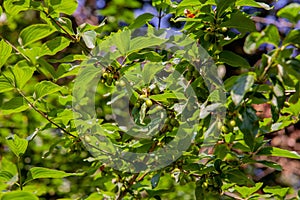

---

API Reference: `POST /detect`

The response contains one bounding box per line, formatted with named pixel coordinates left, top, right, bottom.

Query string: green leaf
left=49, top=54, right=88, bottom=63
left=260, top=25, right=280, bottom=47
left=244, top=25, right=280, bottom=54
left=236, top=0, right=271, bottom=10
left=283, top=29, right=300, bottom=46
left=114, top=29, right=131, bottom=55
left=238, top=106, right=259, bottom=150
left=0, top=40, right=12, bottom=69
left=40, top=36, right=71, bottom=56
left=231, top=73, right=255, bottom=105
left=0, top=157, right=18, bottom=175
left=235, top=182, right=263, bottom=198
left=263, top=186, right=289, bottom=197
left=277, top=3, right=300, bottom=24
left=0, top=171, right=14, bottom=182
left=257, top=160, right=282, bottom=171
left=216, top=0, right=236, bottom=18
left=257, top=146, right=300, bottom=159
left=219, top=50, right=250, bottom=68
left=25, top=167, right=83, bottom=184
left=0, top=191, right=38, bottom=200
left=150, top=93, right=178, bottom=103
left=151, top=173, right=161, bottom=189
left=56, top=17, right=75, bottom=35
left=82, top=30, right=97, bottom=49
left=6, top=134, right=28, bottom=158
left=0, top=76, right=14, bottom=93
left=47, top=0, right=78, bottom=15
left=11, top=66, right=35, bottom=89
left=1, top=97, right=29, bottom=115
left=129, top=13, right=154, bottom=29
left=3, top=0, right=31, bottom=16
left=19, top=24, right=55, bottom=47
left=37, top=58, right=57, bottom=79
left=220, top=11, right=256, bottom=34
left=130, top=36, right=166, bottom=53
left=34, top=81, right=62, bottom=99
left=142, top=62, right=165, bottom=85
left=224, top=169, right=254, bottom=186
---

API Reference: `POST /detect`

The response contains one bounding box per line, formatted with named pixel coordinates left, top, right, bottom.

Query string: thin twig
left=0, top=36, right=31, bottom=63
left=17, top=88, right=77, bottom=138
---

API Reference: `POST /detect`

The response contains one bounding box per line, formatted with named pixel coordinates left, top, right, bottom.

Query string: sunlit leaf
left=34, top=81, right=62, bottom=99
left=1, top=191, right=38, bottom=200
left=257, top=146, right=300, bottom=159
left=19, top=24, right=55, bottom=47
left=40, top=36, right=71, bottom=56
left=231, top=73, right=255, bottom=105
left=1, top=97, right=29, bottom=115
left=235, top=182, right=263, bottom=198
left=277, top=3, right=300, bottom=24
left=6, top=134, right=28, bottom=158
left=0, top=40, right=12, bottom=69
left=25, top=167, right=83, bottom=184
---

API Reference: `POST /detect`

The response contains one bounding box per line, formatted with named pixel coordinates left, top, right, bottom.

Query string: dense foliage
left=0, top=0, right=300, bottom=199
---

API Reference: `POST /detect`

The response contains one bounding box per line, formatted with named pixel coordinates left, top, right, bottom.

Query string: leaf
left=237, top=106, right=259, bottom=150
left=34, top=81, right=62, bottom=99
left=234, top=182, right=263, bottom=198
left=47, top=0, right=78, bottom=15
left=37, top=58, right=57, bottom=79
left=219, top=50, right=250, bottom=68
left=231, top=73, right=255, bottom=105
left=130, top=36, right=166, bottom=53
left=49, top=54, right=88, bottom=63
left=236, top=0, right=271, bottom=10
left=0, top=39, right=12, bottom=69
left=0, top=76, right=14, bottom=93
left=1, top=97, right=29, bottom=115
left=0, top=191, right=38, bottom=200
left=56, top=17, right=75, bottom=35
left=277, top=3, right=300, bottom=24
left=263, top=186, right=289, bottom=197
left=0, top=171, right=14, bottom=182
left=0, top=157, right=18, bottom=175
left=40, top=36, right=71, bottom=56
left=19, top=24, right=55, bottom=47
left=257, top=160, right=282, bottom=171
left=25, top=167, right=83, bottom=184
left=283, top=29, right=300, bottom=46
left=129, top=13, right=154, bottom=29
left=3, top=0, right=31, bottom=16
left=114, top=29, right=131, bottom=55
left=12, top=66, right=35, bottom=89
left=257, top=146, right=300, bottom=159
left=142, top=62, right=165, bottom=85
left=151, top=173, right=161, bottom=189
left=244, top=25, right=280, bottom=54
left=216, top=0, right=236, bottom=18
left=82, top=30, right=97, bottom=49
left=220, top=11, right=256, bottom=34
left=224, top=169, right=254, bottom=186
left=6, top=134, right=28, bottom=158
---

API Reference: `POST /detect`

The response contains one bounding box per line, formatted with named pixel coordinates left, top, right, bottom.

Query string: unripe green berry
left=145, top=99, right=153, bottom=107
left=229, top=119, right=236, bottom=127
left=221, top=27, right=228, bottom=32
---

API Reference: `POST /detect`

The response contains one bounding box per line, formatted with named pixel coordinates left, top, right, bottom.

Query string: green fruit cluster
left=160, top=113, right=179, bottom=134
left=221, top=119, right=236, bottom=134
left=197, top=173, right=222, bottom=195
left=100, top=68, right=121, bottom=86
